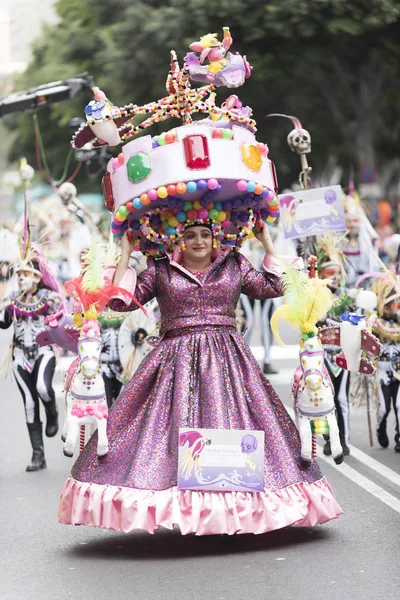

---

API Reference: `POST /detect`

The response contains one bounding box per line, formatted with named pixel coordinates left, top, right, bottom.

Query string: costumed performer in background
left=369, top=272, right=400, bottom=452
left=317, top=235, right=355, bottom=457
left=0, top=240, right=64, bottom=471
left=341, top=191, right=380, bottom=286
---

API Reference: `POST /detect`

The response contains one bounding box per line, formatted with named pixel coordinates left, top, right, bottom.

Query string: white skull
left=287, top=128, right=311, bottom=154
left=58, top=182, right=77, bottom=204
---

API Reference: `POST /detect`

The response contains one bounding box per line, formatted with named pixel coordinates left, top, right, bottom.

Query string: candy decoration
left=241, top=143, right=262, bottom=172
left=165, top=131, right=176, bottom=144
left=102, top=172, right=114, bottom=211
left=126, top=152, right=152, bottom=182
left=177, top=211, right=187, bottom=222
left=222, top=129, right=234, bottom=140
left=157, top=186, right=168, bottom=199
left=140, top=193, right=151, bottom=205
left=187, top=181, right=197, bottom=193
left=197, top=179, right=207, bottom=190
left=183, top=135, right=210, bottom=169
left=148, top=188, right=158, bottom=201
left=176, top=182, right=187, bottom=194
left=167, top=184, right=177, bottom=196
left=207, top=178, right=219, bottom=190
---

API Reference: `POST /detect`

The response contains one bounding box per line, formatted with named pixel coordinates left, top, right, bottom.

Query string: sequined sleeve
left=236, top=252, right=284, bottom=300
left=108, top=257, right=157, bottom=312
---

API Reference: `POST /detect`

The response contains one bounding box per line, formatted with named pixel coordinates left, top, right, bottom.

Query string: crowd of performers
left=1, top=187, right=399, bottom=535
left=1, top=27, right=400, bottom=538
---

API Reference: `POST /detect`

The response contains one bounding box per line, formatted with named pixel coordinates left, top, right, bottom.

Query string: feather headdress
left=355, top=254, right=400, bottom=317
left=316, top=233, right=347, bottom=282
left=271, top=258, right=333, bottom=346
left=65, top=233, right=145, bottom=321
left=357, top=270, right=400, bottom=317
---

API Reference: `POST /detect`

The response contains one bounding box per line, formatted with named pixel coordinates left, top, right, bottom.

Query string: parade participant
left=98, top=307, right=125, bottom=408
left=59, top=33, right=342, bottom=535
left=59, top=223, right=342, bottom=534
left=370, top=274, right=400, bottom=451
left=316, top=235, right=355, bottom=457
left=341, top=191, right=380, bottom=286
left=0, top=242, right=63, bottom=471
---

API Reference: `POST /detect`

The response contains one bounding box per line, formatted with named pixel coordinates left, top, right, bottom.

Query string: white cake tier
left=109, top=123, right=276, bottom=214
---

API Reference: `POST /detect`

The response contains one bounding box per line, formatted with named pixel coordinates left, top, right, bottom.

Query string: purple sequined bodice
left=110, top=250, right=283, bottom=334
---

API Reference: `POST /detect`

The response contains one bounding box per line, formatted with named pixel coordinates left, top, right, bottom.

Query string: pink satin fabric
left=59, top=475, right=342, bottom=535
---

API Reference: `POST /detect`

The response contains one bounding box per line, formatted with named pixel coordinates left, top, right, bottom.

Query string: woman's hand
left=114, top=231, right=134, bottom=287
left=253, top=222, right=277, bottom=256
left=121, top=230, right=135, bottom=260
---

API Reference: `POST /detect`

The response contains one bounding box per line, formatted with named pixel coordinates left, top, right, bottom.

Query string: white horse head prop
left=271, top=257, right=344, bottom=466
left=292, top=333, right=344, bottom=465
left=62, top=320, right=109, bottom=459
left=299, top=336, right=324, bottom=391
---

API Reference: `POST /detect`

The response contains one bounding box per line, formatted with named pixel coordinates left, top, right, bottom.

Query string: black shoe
left=263, top=363, right=278, bottom=375
left=323, top=441, right=332, bottom=456
left=45, top=404, right=59, bottom=438
left=377, top=427, right=389, bottom=448
left=334, top=453, right=344, bottom=465
left=26, top=423, right=47, bottom=472
left=395, top=442, right=400, bottom=453
left=341, top=443, right=350, bottom=456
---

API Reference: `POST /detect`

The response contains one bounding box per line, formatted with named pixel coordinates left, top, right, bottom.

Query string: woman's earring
left=181, top=240, right=186, bottom=252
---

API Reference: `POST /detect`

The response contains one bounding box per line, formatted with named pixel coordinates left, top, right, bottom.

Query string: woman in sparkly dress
left=59, top=224, right=342, bottom=535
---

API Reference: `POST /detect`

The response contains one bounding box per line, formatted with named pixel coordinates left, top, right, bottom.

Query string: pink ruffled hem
left=58, top=476, right=342, bottom=536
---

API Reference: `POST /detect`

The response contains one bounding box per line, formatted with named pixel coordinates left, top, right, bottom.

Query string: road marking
left=319, top=456, right=400, bottom=514
left=347, top=444, right=400, bottom=490
left=284, top=404, right=400, bottom=514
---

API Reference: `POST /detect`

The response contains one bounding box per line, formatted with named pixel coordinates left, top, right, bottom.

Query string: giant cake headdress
left=72, top=28, right=279, bottom=256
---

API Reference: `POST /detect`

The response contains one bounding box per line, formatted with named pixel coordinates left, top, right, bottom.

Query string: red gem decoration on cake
left=102, top=172, right=114, bottom=211
left=183, top=134, right=210, bottom=169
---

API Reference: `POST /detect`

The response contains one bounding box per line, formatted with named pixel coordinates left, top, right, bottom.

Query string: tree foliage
left=7, top=0, right=400, bottom=193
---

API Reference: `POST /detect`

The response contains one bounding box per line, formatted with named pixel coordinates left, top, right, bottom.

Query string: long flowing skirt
left=59, top=325, right=342, bottom=535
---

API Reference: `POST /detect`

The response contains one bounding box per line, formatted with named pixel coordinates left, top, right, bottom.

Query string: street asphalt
left=1, top=329, right=400, bottom=600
